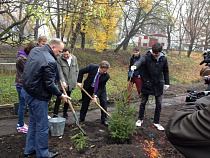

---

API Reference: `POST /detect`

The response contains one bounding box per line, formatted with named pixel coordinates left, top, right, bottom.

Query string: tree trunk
left=178, top=40, right=182, bottom=55
left=81, top=31, right=85, bottom=49
left=34, top=19, right=39, bottom=41
left=166, top=25, right=171, bottom=54
left=71, top=23, right=81, bottom=52
left=114, top=33, right=134, bottom=53
left=123, top=40, right=129, bottom=50
left=187, top=39, right=194, bottom=57
left=56, top=0, right=60, bottom=38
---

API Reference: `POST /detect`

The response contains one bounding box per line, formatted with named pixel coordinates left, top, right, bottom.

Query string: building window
left=143, top=43, right=147, bottom=47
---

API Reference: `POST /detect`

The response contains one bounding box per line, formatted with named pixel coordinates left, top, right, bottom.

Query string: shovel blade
left=76, top=121, right=87, bottom=136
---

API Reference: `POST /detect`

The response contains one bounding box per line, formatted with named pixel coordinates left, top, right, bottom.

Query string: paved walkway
left=0, top=95, right=184, bottom=136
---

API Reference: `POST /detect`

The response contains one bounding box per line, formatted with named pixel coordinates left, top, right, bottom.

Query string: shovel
left=59, top=80, right=87, bottom=136
left=80, top=87, right=112, bottom=119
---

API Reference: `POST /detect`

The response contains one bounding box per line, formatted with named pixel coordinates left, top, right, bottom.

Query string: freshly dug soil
left=0, top=82, right=207, bottom=158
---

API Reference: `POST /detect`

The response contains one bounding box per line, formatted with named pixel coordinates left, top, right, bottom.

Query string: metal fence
left=0, top=63, right=17, bottom=106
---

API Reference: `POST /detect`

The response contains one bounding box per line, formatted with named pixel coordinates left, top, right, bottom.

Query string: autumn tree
left=200, top=2, right=210, bottom=50
left=161, top=0, right=182, bottom=53
left=114, top=0, right=164, bottom=52
left=85, top=0, right=122, bottom=52
left=0, top=0, right=49, bottom=44
left=181, top=0, right=208, bottom=57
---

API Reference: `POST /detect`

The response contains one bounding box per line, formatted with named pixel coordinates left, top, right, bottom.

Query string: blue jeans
left=22, top=88, right=49, bottom=158
left=16, top=87, right=27, bottom=127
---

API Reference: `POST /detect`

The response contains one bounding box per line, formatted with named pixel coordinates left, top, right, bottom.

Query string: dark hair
left=24, top=42, right=36, bottom=55
left=63, top=47, right=71, bottom=53
left=152, top=43, right=163, bottom=54
left=99, top=61, right=110, bottom=69
left=133, top=47, right=139, bottom=51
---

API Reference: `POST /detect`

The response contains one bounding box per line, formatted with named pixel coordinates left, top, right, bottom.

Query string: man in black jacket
left=77, top=61, right=110, bottom=126
left=165, top=95, right=210, bottom=158
left=22, top=39, right=70, bottom=158
left=133, top=43, right=169, bottom=130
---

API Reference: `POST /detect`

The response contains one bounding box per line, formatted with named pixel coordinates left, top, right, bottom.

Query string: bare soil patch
left=0, top=82, right=207, bottom=158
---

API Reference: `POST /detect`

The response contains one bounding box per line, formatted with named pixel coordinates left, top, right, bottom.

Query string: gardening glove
left=77, top=82, right=82, bottom=89
left=60, top=94, right=71, bottom=103
left=164, top=85, right=169, bottom=90
left=131, top=65, right=136, bottom=71
left=62, top=82, right=67, bottom=89
left=92, top=95, right=98, bottom=103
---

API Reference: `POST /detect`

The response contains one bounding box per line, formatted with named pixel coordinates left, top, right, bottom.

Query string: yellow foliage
left=137, top=0, right=153, bottom=12
left=85, top=0, right=122, bottom=52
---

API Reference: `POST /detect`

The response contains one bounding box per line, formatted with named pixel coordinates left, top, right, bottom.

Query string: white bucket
left=49, top=117, right=66, bottom=136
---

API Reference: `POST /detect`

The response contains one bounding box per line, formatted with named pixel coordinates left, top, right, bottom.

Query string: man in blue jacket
left=133, top=43, right=169, bottom=131
left=22, top=39, right=70, bottom=158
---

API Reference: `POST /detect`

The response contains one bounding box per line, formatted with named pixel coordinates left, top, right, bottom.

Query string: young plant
left=70, top=127, right=92, bottom=151
left=108, top=87, right=137, bottom=143
left=143, top=140, right=162, bottom=158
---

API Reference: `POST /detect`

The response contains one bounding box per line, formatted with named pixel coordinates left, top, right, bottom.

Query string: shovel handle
left=81, top=87, right=112, bottom=118
left=60, top=80, right=87, bottom=135
left=59, top=80, right=75, bottom=114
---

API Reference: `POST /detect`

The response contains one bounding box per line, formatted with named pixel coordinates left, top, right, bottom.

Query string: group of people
left=128, top=43, right=170, bottom=131
left=15, top=36, right=48, bottom=133
left=14, top=38, right=209, bottom=158
left=15, top=37, right=111, bottom=157
left=127, top=43, right=210, bottom=158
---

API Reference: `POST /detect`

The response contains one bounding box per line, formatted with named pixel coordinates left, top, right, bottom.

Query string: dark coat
left=129, top=54, right=141, bottom=78
left=22, top=44, right=62, bottom=101
left=165, top=95, right=210, bottom=158
left=15, top=50, right=27, bottom=87
left=135, top=51, right=169, bottom=96
left=77, top=64, right=110, bottom=97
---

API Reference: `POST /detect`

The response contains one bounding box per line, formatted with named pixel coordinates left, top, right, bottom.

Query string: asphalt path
left=0, top=95, right=184, bottom=137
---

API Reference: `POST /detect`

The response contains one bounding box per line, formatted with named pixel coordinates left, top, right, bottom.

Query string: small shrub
left=70, top=128, right=92, bottom=151
left=108, top=89, right=137, bottom=143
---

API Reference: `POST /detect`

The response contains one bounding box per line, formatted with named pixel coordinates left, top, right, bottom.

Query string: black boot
left=63, top=112, right=68, bottom=119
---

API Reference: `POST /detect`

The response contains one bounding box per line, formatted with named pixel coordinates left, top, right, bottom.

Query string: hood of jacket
left=149, top=50, right=165, bottom=61
left=17, top=49, right=28, bottom=58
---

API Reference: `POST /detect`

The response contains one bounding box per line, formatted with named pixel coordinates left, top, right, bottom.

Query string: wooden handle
left=59, top=80, right=75, bottom=114
left=81, top=87, right=112, bottom=118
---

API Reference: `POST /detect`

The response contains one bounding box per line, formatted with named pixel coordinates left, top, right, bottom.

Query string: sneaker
left=24, top=123, right=29, bottom=129
left=18, top=126, right=28, bottom=133
left=135, top=120, right=143, bottom=127
left=17, top=123, right=28, bottom=130
left=48, top=115, right=51, bottom=119
left=153, top=123, right=164, bottom=131
left=17, top=124, right=20, bottom=130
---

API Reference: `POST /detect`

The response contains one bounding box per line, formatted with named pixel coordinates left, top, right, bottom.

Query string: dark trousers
left=138, top=93, right=162, bottom=124
left=53, top=90, right=71, bottom=115
left=80, top=87, right=107, bottom=122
